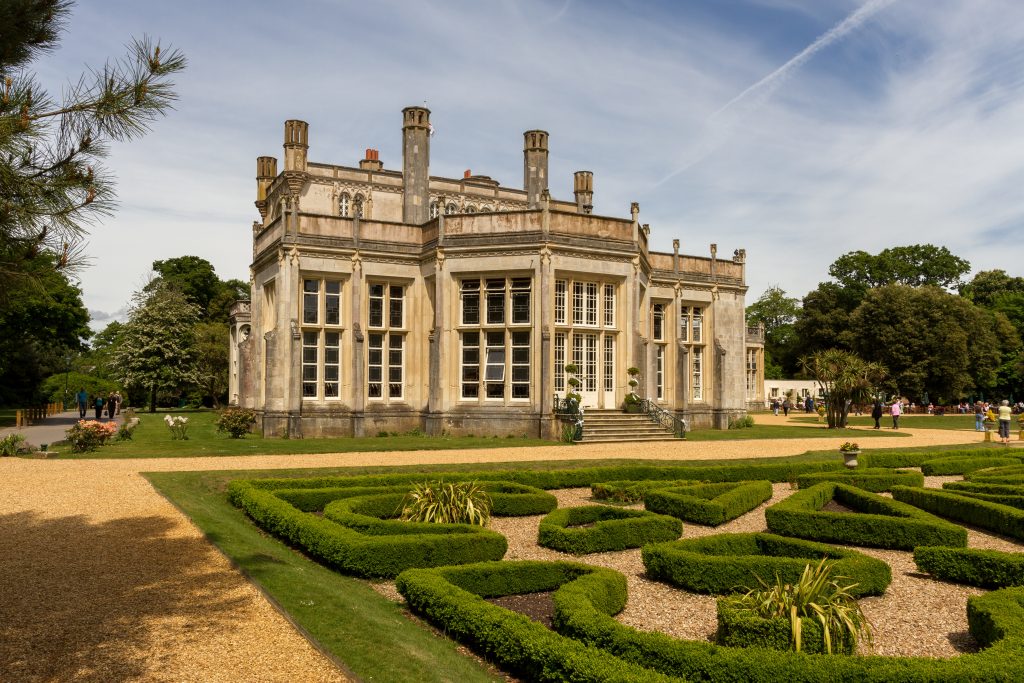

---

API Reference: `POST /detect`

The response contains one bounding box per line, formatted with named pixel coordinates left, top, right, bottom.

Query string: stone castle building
left=229, top=106, right=765, bottom=438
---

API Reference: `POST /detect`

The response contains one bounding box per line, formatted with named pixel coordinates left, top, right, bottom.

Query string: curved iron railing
left=641, top=398, right=687, bottom=438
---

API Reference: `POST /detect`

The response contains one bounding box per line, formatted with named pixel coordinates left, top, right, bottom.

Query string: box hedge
left=967, top=464, right=1024, bottom=485
left=913, top=546, right=1024, bottom=588
left=641, top=533, right=890, bottom=597
left=796, top=468, right=923, bottom=492
left=921, top=455, right=1022, bottom=476
left=858, top=448, right=1006, bottom=469
left=765, top=482, right=967, bottom=550
left=591, top=479, right=698, bottom=503
left=228, top=482, right=507, bottom=578
left=644, top=481, right=773, bottom=526
left=400, top=559, right=1024, bottom=681
left=538, top=505, right=681, bottom=555
left=892, top=486, right=1024, bottom=541
left=716, top=598, right=855, bottom=654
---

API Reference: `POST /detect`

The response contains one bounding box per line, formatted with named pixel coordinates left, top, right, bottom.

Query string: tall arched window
left=339, top=193, right=350, bottom=217
left=445, top=203, right=457, bottom=216
left=429, top=201, right=439, bottom=219
left=354, top=193, right=364, bottom=218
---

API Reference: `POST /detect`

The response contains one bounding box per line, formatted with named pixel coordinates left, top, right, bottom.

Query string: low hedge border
left=239, top=460, right=843, bottom=494
left=644, top=481, right=773, bottom=526
left=945, top=481, right=1024, bottom=495
left=641, top=533, right=890, bottom=597
left=891, top=486, right=1024, bottom=541
left=859, top=448, right=1007, bottom=469
left=940, top=489, right=1024, bottom=510
left=591, top=480, right=697, bottom=504
left=537, top=505, right=681, bottom=555
left=716, top=597, right=855, bottom=654
left=921, top=455, right=1023, bottom=476
left=765, top=482, right=967, bottom=550
left=400, top=559, right=1024, bottom=681
left=967, top=464, right=1024, bottom=485
left=228, top=482, right=507, bottom=578
left=913, top=546, right=1024, bottom=588
left=796, top=468, right=923, bottom=492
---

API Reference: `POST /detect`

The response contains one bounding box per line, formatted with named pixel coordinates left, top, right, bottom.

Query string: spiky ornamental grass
left=399, top=481, right=492, bottom=526
left=728, top=559, right=873, bottom=654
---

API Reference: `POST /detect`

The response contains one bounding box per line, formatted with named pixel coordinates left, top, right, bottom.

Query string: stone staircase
left=578, top=409, right=680, bottom=443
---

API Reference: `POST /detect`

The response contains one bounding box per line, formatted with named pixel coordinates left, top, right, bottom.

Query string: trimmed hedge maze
left=397, top=559, right=1024, bottom=682
left=224, top=455, right=1024, bottom=680
left=765, top=482, right=967, bottom=549
left=642, top=533, right=890, bottom=597
left=644, top=481, right=773, bottom=526
left=891, top=486, right=1024, bottom=541
left=921, top=455, right=1022, bottom=476
left=716, top=597, right=856, bottom=654
left=538, top=506, right=681, bottom=555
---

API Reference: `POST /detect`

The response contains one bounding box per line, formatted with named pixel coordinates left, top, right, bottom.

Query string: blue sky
left=32, top=0, right=1024, bottom=326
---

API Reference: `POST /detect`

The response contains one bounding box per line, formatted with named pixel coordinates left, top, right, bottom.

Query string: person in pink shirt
left=890, top=400, right=902, bottom=429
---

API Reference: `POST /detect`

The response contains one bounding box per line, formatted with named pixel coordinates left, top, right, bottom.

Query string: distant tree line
left=747, top=244, right=1023, bottom=405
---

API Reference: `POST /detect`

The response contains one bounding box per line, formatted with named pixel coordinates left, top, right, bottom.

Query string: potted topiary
left=624, top=367, right=642, bottom=413
left=839, top=442, right=860, bottom=469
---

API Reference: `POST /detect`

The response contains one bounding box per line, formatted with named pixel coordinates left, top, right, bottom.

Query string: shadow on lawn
left=0, top=512, right=248, bottom=682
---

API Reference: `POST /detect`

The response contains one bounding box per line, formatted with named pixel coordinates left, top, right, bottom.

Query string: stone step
left=577, top=434, right=681, bottom=443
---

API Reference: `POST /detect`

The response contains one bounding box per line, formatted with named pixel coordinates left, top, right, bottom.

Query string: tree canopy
left=746, top=286, right=800, bottom=379
left=829, top=245, right=970, bottom=291
left=147, top=256, right=247, bottom=322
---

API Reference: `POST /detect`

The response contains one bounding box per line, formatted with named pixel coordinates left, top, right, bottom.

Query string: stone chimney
left=523, top=130, right=549, bottom=209
left=402, top=106, right=431, bottom=224
left=359, top=148, right=383, bottom=172
left=573, top=171, right=593, bottom=214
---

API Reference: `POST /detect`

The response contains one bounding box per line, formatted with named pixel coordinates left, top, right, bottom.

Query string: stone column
left=351, top=254, right=365, bottom=436
left=539, top=248, right=552, bottom=434
left=426, top=251, right=445, bottom=435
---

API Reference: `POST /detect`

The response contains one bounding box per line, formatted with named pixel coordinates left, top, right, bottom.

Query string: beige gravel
left=0, top=422, right=998, bottom=679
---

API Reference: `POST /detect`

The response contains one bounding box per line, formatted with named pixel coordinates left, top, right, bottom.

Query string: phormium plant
left=399, top=480, right=492, bottom=526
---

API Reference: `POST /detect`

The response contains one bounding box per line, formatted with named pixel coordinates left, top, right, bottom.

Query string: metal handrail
left=640, top=398, right=687, bottom=438
left=553, top=394, right=585, bottom=441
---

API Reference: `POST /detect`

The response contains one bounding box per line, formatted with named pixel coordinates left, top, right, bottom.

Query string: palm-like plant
left=399, top=480, right=492, bottom=526
left=801, top=349, right=887, bottom=428
left=729, top=559, right=873, bottom=654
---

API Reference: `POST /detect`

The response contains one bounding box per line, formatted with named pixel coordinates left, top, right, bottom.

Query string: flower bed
left=537, top=505, right=681, bottom=555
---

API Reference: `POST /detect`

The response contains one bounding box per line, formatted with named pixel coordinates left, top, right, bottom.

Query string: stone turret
left=255, top=156, right=277, bottom=219
left=523, top=130, right=549, bottom=209
left=402, top=106, right=431, bottom=224
left=283, top=120, right=308, bottom=172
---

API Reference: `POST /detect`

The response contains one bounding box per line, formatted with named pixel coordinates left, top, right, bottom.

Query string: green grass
left=684, top=424, right=909, bottom=441
left=791, top=414, right=981, bottom=431
left=59, top=410, right=559, bottom=458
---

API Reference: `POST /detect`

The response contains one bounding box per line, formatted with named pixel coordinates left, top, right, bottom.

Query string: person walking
left=975, top=402, right=986, bottom=432
left=890, top=400, right=902, bottom=430
left=114, top=391, right=122, bottom=415
left=106, top=392, right=116, bottom=419
left=76, top=387, right=88, bottom=419
left=782, top=399, right=790, bottom=417
left=771, top=399, right=779, bottom=416
left=93, top=395, right=104, bottom=420
left=871, top=399, right=883, bottom=430
left=999, top=400, right=1012, bottom=445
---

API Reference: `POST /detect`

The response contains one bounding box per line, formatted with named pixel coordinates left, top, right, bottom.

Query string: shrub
left=0, top=433, right=26, bottom=456
left=796, top=468, right=923, bottom=492
left=538, top=505, right=681, bottom=555
left=891, top=486, right=1024, bottom=541
left=642, top=533, right=890, bottom=597
left=591, top=479, right=698, bottom=504
left=765, top=482, right=967, bottom=550
left=859, top=448, right=1005, bottom=469
left=968, top=463, right=1024, bottom=484
left=65, top=419, right=117, bottom=453
left=729, top=415, right=755, bottom=429
left=216, top=407, right=257, bottom=438
left=914, top=546, right=1024, bottom=588
left=399, top=480, right=492, bottom=526
left=717, top=559, right=871, bottom=655
left=921, top=455, right=1022, bottom=476
left=644, top=481, right=773, bottom=526
left=117, top=421, right=136, bottom=441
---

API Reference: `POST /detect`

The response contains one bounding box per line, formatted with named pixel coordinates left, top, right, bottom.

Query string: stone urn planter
left=842, top=450, right=860, bottom=469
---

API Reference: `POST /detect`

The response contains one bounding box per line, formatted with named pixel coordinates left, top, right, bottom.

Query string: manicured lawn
left=791, top=414, right=980, bottom=431
left=684, top=424, right=910, bottom=441
left=59, top=410, right=559, bottom=458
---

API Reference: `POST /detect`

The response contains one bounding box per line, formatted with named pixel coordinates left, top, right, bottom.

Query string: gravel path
left=0, top=423, right=996, bottom=680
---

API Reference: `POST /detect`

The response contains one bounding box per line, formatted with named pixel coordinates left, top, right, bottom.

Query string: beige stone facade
left=230, top=107, right=765, bottom=438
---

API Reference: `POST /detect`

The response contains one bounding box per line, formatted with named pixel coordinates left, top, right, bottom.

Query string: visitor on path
left=871, top=400, right=883, bottom=429
left=93, top=395, right=104, bottom=420
left=890, top=400, right=901, bottom=429
left=999, top=400, right=1013, bottom=445
left=107, top=392, right=116, bottom=419
left=76, top=387, right=88, bottom=419
left=975, top=402, right=986, bottom=431
left=771, top=399, right=779, bottom=416
left=782, top=399, right=790, bottom=417
left=114, top=391, right=122, bottom=415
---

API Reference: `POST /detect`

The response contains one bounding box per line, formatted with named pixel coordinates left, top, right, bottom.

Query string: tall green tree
left=147, top=256, right=247, bottom=321
left=746, top=286, right=800, bottom=378
left=850, top=285, right=1016, bottom=403
left=829, top=245, right=970, bottom=291
left=110, top=283, right=200, bottom=412
left=193, top=322, right=229, bottom=408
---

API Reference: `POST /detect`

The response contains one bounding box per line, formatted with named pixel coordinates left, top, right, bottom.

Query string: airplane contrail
left=655, top=0, right=898, bottom=187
